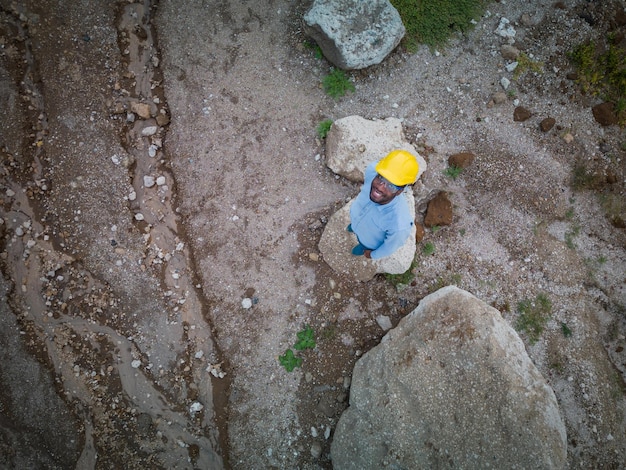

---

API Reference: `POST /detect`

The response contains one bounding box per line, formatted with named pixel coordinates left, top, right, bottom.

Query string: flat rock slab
left=331, top=286, right=567, bottom=469
left=318, top=193, right=416, bottom=282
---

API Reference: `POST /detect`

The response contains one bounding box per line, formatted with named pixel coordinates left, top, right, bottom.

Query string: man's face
left=370, top=174, right=402, bottom=205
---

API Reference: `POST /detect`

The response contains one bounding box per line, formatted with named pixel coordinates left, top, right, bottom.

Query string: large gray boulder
left=331, top=286, right=567, bottom=469
left=303, top=0, right=405, bottom=70
left=325, top=116, right=427, bottom=183
left=318, top=192, right=416, bottom=282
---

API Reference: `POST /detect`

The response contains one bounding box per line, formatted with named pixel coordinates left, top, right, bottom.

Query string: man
left=348, top=150, right=419, bottom=259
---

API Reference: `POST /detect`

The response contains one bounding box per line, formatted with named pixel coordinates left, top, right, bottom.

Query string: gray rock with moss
left=331, top=286, right=567, bottom=469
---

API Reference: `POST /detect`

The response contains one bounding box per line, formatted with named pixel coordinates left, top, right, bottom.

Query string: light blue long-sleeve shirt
left=349, top=163, right=414, bottom=260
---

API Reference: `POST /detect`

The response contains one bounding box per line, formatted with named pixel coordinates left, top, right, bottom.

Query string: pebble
left=311, top=426, right=318, bottom=437
left=148, top=145, right=158, bottom=157
left=324, top=426, right=331, bottom=440
left=131, top=359, right=141, bottom=368
left=241, top=298, right=253, bottom=309
left=5, top=189, right=15, bottom=197
left=144, top=175, right=155, bottom=187
left=189, top=402, right=204, bottom=413
left=156, top=176, right=166, bottom=186
left=309, top=253, right=319, bottom=261
left=141, top=125, right=158, bottom=136
left=134, top=213, right=145, bottom=221
left=310, top=442, right=322, bottom=459
left=15, top=227, right=24, bottom=237
left=128, top=191, right=137, bottom=201
left=376, top=315, right=393, bottom=331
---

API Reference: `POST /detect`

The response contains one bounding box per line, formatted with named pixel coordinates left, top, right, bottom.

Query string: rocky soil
left=0, top=0, right=625, bottom=469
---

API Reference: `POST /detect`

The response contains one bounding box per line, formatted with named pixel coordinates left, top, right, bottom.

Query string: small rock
left=495, top=18, right=516, bottom=38
left=563, top=133, right=574, bottom=144
left=539, top=117, right=556, bottom=132
left=134, top=213, right=145, bottom=221
left=310, top=442, right=322, bottom=459
left=5, top=189, right=15, bottom=197
left=311, top=427, right=318, bottom=438
left=309, top=252, right=319, bottom=261
left=424, top=191, right=453, bottom=227
left=592, top=102, right=618, bottom=126
left=500, top=77, right=510, bottom=90
left=513, top=106, right=532, bottom=122
left=505, top=61, right=518, bottom=73
left=501, top=44, right=520, bottom=60
left=156, top=176, right=166, bottom=186
left=448, top=152, right=475, bottom=169
left=15, top=227, right=24, bottom=237
left=141, top=125, right=158, bottom=136
left=189, top=402, right=204, bottom=413
left=376, top=315, right=393, bottom=331
left=130, top=102, right=152, bottom=119
left=241, top=298, right=253, bottom=309
left=131, top=359, right=141, bottom=368
left=492, top=92, right=507, bottom=104
left=324, top=426, right=331, bottom=439
left=415, top=223, right=425, bottom=243
left=144, top=175, right=156, bottom=187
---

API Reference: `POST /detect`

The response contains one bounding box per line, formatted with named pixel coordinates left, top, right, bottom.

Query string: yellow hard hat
left=375, top=150, right=419, bottom=186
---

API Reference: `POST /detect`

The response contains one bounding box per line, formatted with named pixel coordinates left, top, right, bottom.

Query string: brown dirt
left=1, top=0, right=625, bottom=469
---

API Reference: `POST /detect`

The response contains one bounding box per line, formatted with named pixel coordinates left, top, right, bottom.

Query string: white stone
left=242, top=298, right=253, bottom=309
left=131, top=359, right=141, bottom=368
left=144, top=175, right=156, bottom=188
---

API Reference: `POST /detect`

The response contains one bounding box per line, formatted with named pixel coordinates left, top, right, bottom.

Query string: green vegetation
left=384, top=259, right=417, bottom=287
left=279, top=349, right=302, bottom=372
left=560, top=322, right=572, bottom=338
left=391, top=0, right=487, bottom=51
left=304, top=40, right=324, bottom=60
left=565, top=224, right=580, bottom=250
left=513, top=52, right=544, bottom=80
left=294, top=325, right=316, bottom=350
left=571, top=163, right=604, bottom=190
left=279, top=325, right=316, bottom=372
left=569, top=34, right=626, bottom=125
left=316, top=119, right=333, bottom=139
left=422, top=241, right=435, bottom=255
left=515, top=293, right=552, bottom=344
left=323, top=69, right=355, bottom=99
left=444, top=165, right=463, bottom=180
left=599, top=192, right=626, bottom=229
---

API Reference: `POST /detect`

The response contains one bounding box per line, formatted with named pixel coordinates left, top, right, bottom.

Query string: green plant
left=444, top=165, right=463, bottom=180
left=513, top=52, right=544, bottom=80
left=565, top=224, right=580, bottom=250
left=322, top=69, right=355, bottom=99
left=316, top=119, right=333, bottom=139
left=459, top=228, right=466, bottom=236
left=384, top=259, right=417, bottom=286
left=391, top=0, right=487, bottom=51
left=431, top=225, right=441, bottom=233
left=422, top=241, right=435, bottom=255
left=569, top=36, right=626, bottom=125
left=294, top=325, right=316, bottom=350
left=279, top=349, right=302, bottom=372
left=571, top=163, right=603, bottom=190
left=304, top=40, right=324, bottom=60
left=560, top=322, right=572, bottom=338
left=515, top=293, right=552, bottom=344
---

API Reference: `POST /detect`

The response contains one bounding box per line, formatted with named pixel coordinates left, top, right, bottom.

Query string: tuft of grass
left=422, top=241, right=435, bottom=256
left=515, top=293, right=552, bottom=344
left=322, top=69, right=355, bottom=99
left=304, top=40, right=324, bottom=60
left=391, top=0, right=487, bottom=51
left=599, top=192, right=626, bottom=228
left=569, top=34, right=626, bottom=125
left=513, top=52, right=544, bottom=80
left=444, top=165, right=463, bottom=180
left=571, top=163, right=605, bottom=190
left=560, top=322, right=572, bottom=338
left=316, top=119, right=333, bottom=139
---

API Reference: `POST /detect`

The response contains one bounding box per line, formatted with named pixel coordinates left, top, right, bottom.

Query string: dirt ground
left=1, top=0, right=625, bottom=469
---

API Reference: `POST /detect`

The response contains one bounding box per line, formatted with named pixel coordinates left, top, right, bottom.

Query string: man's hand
left=364, top=249, right=372, bottom=259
